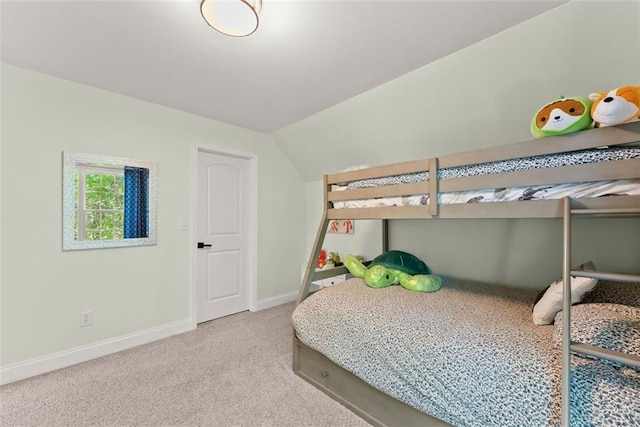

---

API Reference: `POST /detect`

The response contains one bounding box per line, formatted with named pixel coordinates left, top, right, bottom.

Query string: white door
left=196, top=150, right=251, bottom=323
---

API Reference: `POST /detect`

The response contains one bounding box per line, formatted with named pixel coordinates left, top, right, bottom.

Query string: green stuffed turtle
left=344, top=250, right=442, bottom=293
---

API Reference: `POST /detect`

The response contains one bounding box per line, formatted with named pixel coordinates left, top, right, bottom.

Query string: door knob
left=197, top=242, right=212, bottom=249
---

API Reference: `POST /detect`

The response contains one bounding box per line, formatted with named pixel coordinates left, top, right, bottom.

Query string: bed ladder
left=560, top=197, right=640, bottom=427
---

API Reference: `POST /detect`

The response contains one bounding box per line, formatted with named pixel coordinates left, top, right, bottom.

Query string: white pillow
left=532, top=261, right=598, bottom=326
left=339, top=165, right=370, bottom=172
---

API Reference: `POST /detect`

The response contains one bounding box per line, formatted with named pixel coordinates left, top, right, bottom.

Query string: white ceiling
left=1, top=0, right=566, bottom=133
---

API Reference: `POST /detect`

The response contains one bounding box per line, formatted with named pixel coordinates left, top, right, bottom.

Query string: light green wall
left=274, top=1, right=640, bottom=288
left=273, top=1, right=640, bottom=181
left=0, top=64, right=306, bottom=366
left=390, top=217, right=640, bottom=289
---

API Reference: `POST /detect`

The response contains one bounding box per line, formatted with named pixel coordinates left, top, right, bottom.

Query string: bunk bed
left=292, top=122, right=640, bottom=427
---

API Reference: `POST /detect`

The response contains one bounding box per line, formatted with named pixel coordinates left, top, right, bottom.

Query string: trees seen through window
left=75, top=166, right=125, bottom=240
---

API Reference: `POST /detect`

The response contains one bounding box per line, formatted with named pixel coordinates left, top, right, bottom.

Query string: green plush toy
left=530, top=96, right=593, bottom=138
left=344, top=250, right=442, bottom=293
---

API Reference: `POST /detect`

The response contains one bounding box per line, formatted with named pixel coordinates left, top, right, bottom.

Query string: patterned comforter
left=292, top=278, right=640, bottom=426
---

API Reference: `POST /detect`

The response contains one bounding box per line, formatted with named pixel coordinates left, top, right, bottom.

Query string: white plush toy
left=589, top=85, right=640, bottom=128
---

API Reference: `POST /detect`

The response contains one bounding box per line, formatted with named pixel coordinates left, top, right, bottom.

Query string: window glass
left=75, top=166, right=125, bottom=241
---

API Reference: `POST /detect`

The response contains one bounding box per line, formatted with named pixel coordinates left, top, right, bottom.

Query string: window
left=63, top=151, right=157, bottom=251
left=75, top=165, right=125, bottom=240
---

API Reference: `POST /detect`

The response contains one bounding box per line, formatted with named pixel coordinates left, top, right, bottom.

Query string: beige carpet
left=0, top=303, right=371, bottom=426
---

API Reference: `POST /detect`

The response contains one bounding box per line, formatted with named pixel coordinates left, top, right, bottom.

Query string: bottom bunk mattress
left=292, top=278, right=640, bottom=427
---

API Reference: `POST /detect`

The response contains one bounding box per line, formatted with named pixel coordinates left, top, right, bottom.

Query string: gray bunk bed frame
left=293, top=121, right=640, bottom=427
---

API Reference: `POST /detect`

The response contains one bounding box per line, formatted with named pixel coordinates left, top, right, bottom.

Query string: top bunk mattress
left=292, top=278, right=640, bottom=427
left=332, top=146, right=640, bottom=208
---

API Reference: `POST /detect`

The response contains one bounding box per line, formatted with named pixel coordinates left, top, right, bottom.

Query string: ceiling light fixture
left=200, top=0, right=262, bottom=37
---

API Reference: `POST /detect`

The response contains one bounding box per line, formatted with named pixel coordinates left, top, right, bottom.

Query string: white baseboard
left=0, top=318, right=193, bottom=385
left=2, top=293, right=298, bottom=385
left=255, top=290, right=298, bottom=311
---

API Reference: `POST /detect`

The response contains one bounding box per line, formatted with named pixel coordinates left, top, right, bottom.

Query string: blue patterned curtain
left=124, top=166, right=149, bottom=239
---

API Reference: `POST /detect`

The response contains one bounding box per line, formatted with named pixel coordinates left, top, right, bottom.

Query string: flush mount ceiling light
left=200, top=0, right=262, bottom=37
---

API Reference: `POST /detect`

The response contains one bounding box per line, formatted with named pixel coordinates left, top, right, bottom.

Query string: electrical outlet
left=80, top=311, right=93, bottom=327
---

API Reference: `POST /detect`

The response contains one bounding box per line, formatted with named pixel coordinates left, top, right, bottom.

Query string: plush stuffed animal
left=317, top=249, right=327, bottom=268
left=589, top=85, right=640, bottom=128
left=344, top=250, right=442, bottom=293
left=530, top=96, right=593, bottom=138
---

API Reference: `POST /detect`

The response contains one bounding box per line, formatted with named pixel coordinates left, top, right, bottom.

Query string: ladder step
left=570, top=270, right=640, bottom=282
left=571, top=342, right=640, bottom=369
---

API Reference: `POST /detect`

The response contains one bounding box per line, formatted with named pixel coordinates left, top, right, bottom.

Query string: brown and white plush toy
left=530, top=96, right=593, bottom=138
left=589, top=85, right=640, bottom=128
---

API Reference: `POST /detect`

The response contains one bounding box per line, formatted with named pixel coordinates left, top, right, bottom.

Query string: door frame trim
left=190, top=144, right=258, bottom=327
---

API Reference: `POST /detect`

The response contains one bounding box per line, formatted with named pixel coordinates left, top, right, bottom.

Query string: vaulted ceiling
left=1, top=0, right=566, bottom=133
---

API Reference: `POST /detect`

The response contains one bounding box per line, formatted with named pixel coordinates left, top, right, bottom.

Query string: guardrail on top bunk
left=325, top=122, right=640, bottom=220
left=327, top=157, right=438, bottom=218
